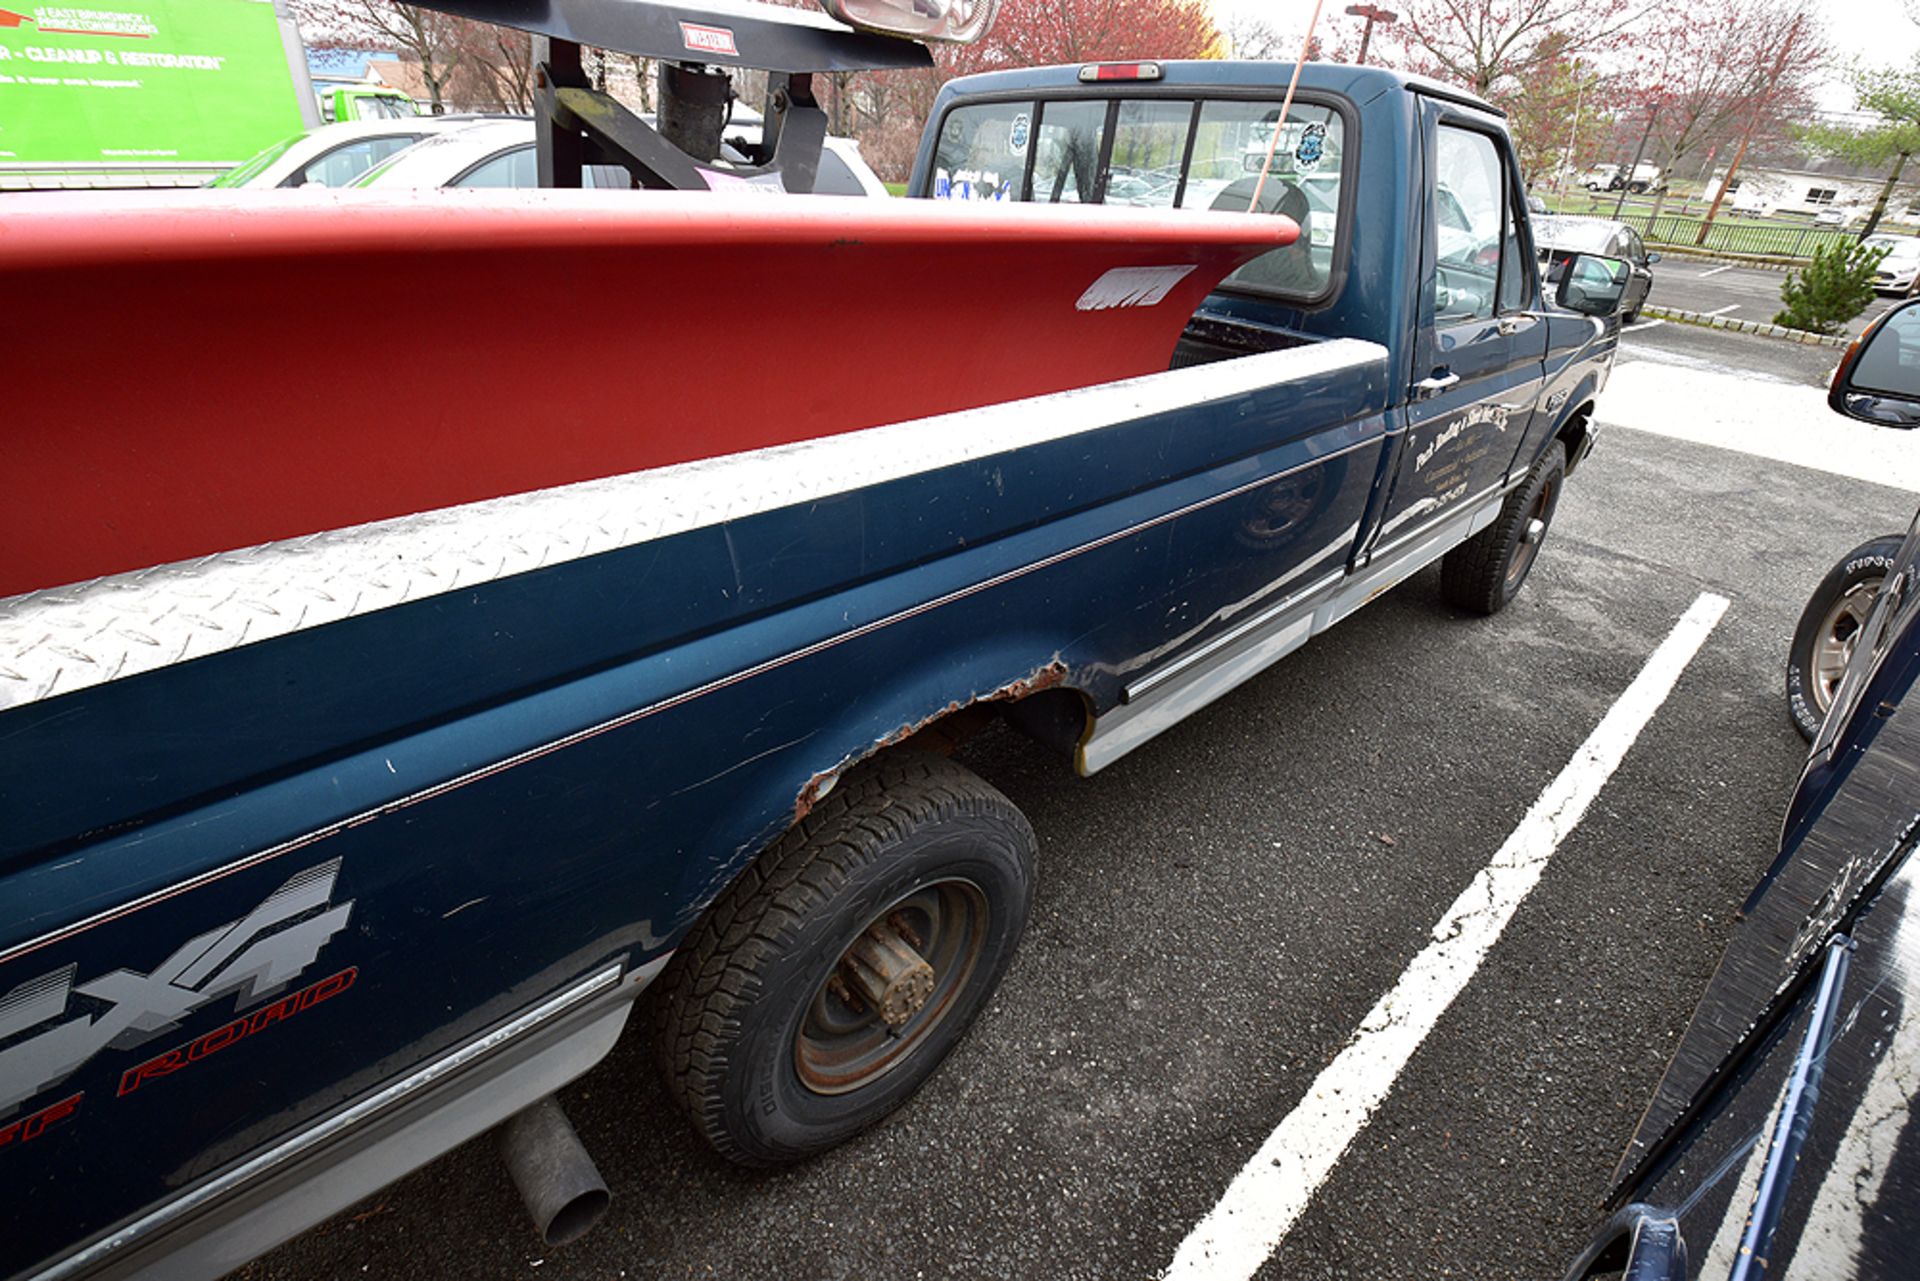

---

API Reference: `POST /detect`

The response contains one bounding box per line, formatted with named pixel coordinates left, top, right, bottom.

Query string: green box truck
left=0, top=0, right=320, bottom=189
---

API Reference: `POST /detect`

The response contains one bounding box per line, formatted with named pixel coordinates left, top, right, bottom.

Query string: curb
left=1642, top=305, right=1852, bottom=348
left=1645, top=246, right=1799, bottom=273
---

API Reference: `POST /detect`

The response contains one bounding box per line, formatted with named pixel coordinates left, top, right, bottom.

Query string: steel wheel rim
left=1810, top=580, right=1882, bottom=713
left=1504, top=477, right=1557, bottom=591
left=795, top=879, right=989, bottom=1096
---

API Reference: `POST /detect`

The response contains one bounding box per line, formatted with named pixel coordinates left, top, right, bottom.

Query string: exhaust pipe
left=497, top=1096, right=610, bottom=1247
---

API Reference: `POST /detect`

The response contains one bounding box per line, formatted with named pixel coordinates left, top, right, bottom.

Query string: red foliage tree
left=939, top=0, right=1218, bottom=75
left=1623, top=0, right=1827, bottom=210
left=848, top=0, right=1219, bottom=179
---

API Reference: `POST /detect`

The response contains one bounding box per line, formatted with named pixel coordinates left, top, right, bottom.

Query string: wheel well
left=1557, top=404, right=1596, bottom=475
left=792, top=679, right=1092, bottom=824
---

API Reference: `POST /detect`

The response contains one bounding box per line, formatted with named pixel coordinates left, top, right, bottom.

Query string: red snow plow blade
left=2, top=190, right=1293, bottom=598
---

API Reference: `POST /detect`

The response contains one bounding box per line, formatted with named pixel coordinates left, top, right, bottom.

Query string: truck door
left=1372, top=110, right=1547, bottom=551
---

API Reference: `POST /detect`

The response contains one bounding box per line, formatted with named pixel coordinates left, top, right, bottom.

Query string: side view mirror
left=1647, top=251, right=1662, bottom=264
left=1548, top=251, right=1632, bottom=317
left=1830, top=297, right=1920, bottom=428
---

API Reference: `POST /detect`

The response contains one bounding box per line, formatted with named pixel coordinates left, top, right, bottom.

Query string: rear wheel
left=1440, top=443, right=1565, bottom=615
left=1786, top=536, right=1902, bottom=741
left=652, top=752, right=1035, bottom=1166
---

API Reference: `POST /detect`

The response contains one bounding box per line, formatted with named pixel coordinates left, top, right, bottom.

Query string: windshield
left=208, top=134, right=303, bottom=188
left=356, top=96, right=416, bottom=120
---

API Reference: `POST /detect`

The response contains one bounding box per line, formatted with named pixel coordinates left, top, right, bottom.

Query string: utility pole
left=1612, top=97, right=1661, bottom=220
left=1345, top=4, right=1397, bottom=65
left=1696, top=14, right=1805, bottom=246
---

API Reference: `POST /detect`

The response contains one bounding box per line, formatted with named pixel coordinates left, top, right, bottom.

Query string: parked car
left=1866, top=233, right=1920, bottom=296
left=1579, top=162, right=1664, bottom=194
left=1534, top=213, right=1658, bottom=323
left=351, top=117, right=888, bottom=195
left=208, top=117, right=506, bottom=190
left=1566, top=298, right=1920, bottom=1280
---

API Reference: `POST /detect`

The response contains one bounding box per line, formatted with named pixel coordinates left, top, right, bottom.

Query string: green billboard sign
left=0, top=1, right=304, bottom=168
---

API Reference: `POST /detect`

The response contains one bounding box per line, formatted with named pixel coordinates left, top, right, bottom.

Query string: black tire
left=1622, top=306, right=1642, bottom=326
left=1785, top=535, right=1902, bottom=741
left=651, top=751, right=1035, bottom=1166
left=1440, top=442, right=1566, bottom=615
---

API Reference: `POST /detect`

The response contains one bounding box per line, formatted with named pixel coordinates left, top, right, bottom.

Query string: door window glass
left=1433, top=126, right=1505, bottom=322
left=929, top=101, right=1030, bottom=202
left=289, top=134, right=420, bottom=188
left=1103, top=100, right=1192, bottom=208
left=1030, top=100, right=1106, bottom=204
left=454, top=145, right=539, bottom=189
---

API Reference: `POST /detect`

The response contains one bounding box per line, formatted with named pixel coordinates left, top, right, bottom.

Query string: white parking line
left=1624, top=318, right=1666, bottom=332
left=1699, top=264, right=1737, bottom=277
left=1704, top=304, right=1740, bottom=316
left=1160, top=592, right=1731, bottom=1281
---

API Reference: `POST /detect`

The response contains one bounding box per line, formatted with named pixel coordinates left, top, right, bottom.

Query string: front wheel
left=652, top=752, right=1035, bottom=1166
left=1440, top=442, right=1566, bottom=615
left=1785, top=536, right=1902, bottom=741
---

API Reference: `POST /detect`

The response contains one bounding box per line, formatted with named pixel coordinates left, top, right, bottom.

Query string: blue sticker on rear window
left=1010, top=112, right=1030, bottom=152
left=1294, top=122, right=1327, bottom=172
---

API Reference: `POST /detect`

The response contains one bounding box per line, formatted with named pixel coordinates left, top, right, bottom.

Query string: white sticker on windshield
left=1075, top=265, right=1198, bottom=311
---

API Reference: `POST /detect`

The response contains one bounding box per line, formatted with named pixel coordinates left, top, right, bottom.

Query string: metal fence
left=1634, top=213, right=1859, bottom=260
left=1545, top=191, right=1876, bottom=261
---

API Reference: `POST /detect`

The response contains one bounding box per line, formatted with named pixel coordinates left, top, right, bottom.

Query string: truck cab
left=911, top=61, right=1618, bottom=623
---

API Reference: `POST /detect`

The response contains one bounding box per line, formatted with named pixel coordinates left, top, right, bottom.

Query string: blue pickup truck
left=0, top=6, right=1630, bottom=1278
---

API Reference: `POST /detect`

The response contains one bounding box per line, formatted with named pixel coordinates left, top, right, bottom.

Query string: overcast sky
left=1208, top=0, right=1920, bottom=112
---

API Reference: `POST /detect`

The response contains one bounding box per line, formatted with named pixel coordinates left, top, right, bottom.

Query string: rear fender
left=658, top=638, right=1086, bottom=928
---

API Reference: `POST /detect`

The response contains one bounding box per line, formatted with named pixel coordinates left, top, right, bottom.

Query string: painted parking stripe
left=1625, top=318, right=1666, bottom=332
left=1161, top=592, right=1731, bottom=1281
left=1699, top=263, right=1737, bottom=277
left=1704, top=304, right=1739, bottom=316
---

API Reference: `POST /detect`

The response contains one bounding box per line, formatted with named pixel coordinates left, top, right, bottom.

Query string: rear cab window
left=924, top=88, right=1353, bottom=307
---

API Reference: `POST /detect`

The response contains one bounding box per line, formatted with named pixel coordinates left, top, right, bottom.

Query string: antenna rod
left=1249, top=0, right=1328, bottom=212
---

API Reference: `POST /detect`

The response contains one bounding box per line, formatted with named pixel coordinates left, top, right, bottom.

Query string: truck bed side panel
left=0, top=341, right=1386, bottom=1276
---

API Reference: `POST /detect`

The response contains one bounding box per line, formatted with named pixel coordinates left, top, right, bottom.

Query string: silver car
left=350, top=118, right=887, bottom=196
left=1866, top=234, right=1920, bottom=296
left=1533, top=214, right=1658, bottom=324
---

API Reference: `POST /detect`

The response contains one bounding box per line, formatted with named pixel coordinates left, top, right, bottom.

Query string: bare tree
left=295, top=1, right=468, bottom=114
left=1383, top=0, right=1654, bottom=100
left=1223, top=13, right=1290, bottom=61
left=1623, top=0, right=1826, bottom=219
left=456, top=21, right=533, bottom=113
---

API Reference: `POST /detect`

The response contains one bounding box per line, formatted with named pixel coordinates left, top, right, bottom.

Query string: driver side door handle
left=1414, top=371, right=1461, bottom=399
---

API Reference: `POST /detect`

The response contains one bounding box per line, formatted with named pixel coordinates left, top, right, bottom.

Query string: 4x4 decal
left=0, top=860, right=355, bottom=1119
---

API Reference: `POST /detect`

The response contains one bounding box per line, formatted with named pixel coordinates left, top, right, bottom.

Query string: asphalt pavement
left=1643, top=254, right=1911, bottom=338
left=244, top=320, right=1919, bottom=1281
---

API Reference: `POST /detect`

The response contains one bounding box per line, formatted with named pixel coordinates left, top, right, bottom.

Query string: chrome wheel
left=1809, top=579, right=1882, bottom=715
